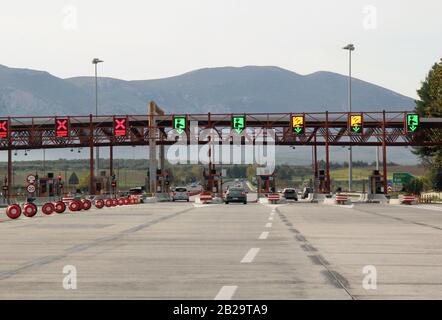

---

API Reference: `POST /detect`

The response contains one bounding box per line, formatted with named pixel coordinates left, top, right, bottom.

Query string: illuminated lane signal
left=55, top=118, right=69, bottom=137
left=406, top=113, right=420, bottom=133
left=291, top=115, right=305, bottom=134
left=0, top=119, right=8, bottom=138
left=232, top=115, right=245, bottom=134
left=114, top=117, right=127, bottom=137
left=173, top=116, right=187, bottom=134
left=349, top=114, right=363, bottom=134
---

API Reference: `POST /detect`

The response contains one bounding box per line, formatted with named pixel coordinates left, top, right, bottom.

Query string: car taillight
left=241, top=192, right=246, bottom=196
left=172, top=192, right=176, bottom=196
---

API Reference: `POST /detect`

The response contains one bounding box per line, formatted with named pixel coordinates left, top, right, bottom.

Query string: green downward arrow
left=352, top=126, right=361, bottom=133
left=409, top=125, right=417, bottom=132
left=294, top=127, right=302, bottom=134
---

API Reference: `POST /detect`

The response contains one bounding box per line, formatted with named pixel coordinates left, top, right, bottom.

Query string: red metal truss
left=0, top=111, right=441, bottom=151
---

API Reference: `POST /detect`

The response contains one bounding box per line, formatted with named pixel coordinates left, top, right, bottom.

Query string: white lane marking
left=215, top=286, right=238, bottom=300
left=241, top=248, right=260, bottom=263
left=398, top=205, right=442, bottom=212
left=259, top=231, right=269, bottom=240
left=270, top=211, right=275, bottom=216
left=269, top=216, right=274, bottom=221
left=265, top=222, right=272, bottom=228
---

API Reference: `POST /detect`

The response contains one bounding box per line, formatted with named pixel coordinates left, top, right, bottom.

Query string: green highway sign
left=393, top=172, right=415, bottom=184
left=173, top=116, right=187, bottom=134
left=406, top=114, right=420, bottom=133
left=232, top=115, right=245, bottom=134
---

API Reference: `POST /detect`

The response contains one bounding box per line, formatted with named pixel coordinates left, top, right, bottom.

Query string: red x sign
left=55, top=118, right=69, bottom=137
left=0, top=120, right=8, bottom=138
left=114, top=117, right=127, bottom=136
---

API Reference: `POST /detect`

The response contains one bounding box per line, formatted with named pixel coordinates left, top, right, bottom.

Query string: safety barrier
left=267, top=193, right=280, bottom=204
left=401, top=195, right=416, bottom=205
left=199, top=193, right=213, bottom=204
left=335, top=193, right=348, bottom=205
left=3, top=195, right=142, bottom=220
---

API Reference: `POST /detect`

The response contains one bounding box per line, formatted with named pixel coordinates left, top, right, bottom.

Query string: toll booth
left=257, top=173, right=276, bottom=197
left=37, top=173, right=64, bottom=197
left=94, top=171, right=111, bottom=195
left=156, top=169, right=171, bottom=193
left=203, top=168, right=222, bottom=195
left=368, top=170, right=385, bottom=194
left=315, top=169, right=328, bottom=193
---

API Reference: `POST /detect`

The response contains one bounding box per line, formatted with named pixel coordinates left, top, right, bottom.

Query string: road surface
left=1, top=201, right=442, bottom=299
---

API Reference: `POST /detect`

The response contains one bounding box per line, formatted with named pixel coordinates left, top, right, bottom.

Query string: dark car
left=225, top=187, right=247, bottom=204
left=282, top=188, right=298, bottom=201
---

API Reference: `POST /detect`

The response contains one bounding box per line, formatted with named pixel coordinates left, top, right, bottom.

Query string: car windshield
left=175, top=188, right=187, bottom=192
left=229, top=188, right=244, bottom=193
left=284, top=189, right=295, bottom=193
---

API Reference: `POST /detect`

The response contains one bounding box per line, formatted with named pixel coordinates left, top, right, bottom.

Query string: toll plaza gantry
left=1, top=106, right=441, bottom=199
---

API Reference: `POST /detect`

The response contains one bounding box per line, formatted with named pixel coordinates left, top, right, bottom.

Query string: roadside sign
left=393, top=172, right=414, bottom=184
left=68, top=172, right=79, bottom=185
left=26, top=184, right=36, bottom=193
left=26, top=174, right=36, bottom=184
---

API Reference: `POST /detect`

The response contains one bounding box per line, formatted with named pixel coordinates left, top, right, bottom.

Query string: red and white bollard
left=54, top=201, right=67, bottom=213
left=23, top=203, right=38, bottom=218
left=68, top=200, right=81, bottom=212
left=6, top=204, right=22, bottom=219
left=95, top=199, right=105, bottom=209
left=42, top=202, right=55, bottom=215
left=81, top=199, right=92, bottom=210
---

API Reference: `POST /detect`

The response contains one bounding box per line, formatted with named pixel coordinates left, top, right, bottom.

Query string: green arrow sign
left=232, top=116, right=245, bottom=134
left=406, top=114, right=419, bottom=133
left=352, top=126, right=361, bottom=133
left=173, top=116, right=186, bottom=134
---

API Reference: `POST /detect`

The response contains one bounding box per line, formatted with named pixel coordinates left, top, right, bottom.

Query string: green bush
left=403, top=178, right=424, bottom=195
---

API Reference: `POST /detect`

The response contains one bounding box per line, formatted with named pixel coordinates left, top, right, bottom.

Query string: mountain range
left=0, top=64, right=415, bottom=116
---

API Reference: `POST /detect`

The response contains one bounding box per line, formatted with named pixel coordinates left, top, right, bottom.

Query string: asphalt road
left=1, top=201, right=442, bottom=299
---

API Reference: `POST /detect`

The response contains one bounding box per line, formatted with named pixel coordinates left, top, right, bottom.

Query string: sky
left=1, top=0, right=441, bottom=99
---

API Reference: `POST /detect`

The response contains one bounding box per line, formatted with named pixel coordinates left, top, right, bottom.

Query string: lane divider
left=241, top=248, right=260, bottom=263
left=214, top=286, right=238, bottom=300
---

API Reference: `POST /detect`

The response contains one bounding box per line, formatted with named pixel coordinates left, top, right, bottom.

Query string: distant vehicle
left=282, top=188, right=298, bottom=201
left=129, top=187, right=144, bottom=195
left=301, top=187, right=312, bottom=199
left=172, top=187, right=189, bottom=202
left=224, top=187, right=247, bottom=204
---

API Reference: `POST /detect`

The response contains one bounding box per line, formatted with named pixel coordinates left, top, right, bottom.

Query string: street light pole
left=343, top=44, right=355, bottom=192
left=92, top=58, right=103, bottom=178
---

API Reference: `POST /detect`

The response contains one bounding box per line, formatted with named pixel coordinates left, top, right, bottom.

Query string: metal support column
left=149, top=101, right=158, bottom=194
left=7, top=148, right=12, bottom=201
left=89, top=114, right=95, bottom=195
left=325, top=111, right=331, bottom=193
left=109, top=144, right=113, bottom=194
left=382, top=110, right=388, bottom=194
left=7, top=116, right=12, bottom=201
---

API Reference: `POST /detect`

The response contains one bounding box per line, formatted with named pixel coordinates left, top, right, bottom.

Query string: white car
left=172, top=187, right=189, bottom=202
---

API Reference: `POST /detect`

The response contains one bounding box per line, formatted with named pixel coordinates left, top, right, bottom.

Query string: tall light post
left=92, top=58, right=103, bottom=177
left=343, top=44, right=355, bottom=192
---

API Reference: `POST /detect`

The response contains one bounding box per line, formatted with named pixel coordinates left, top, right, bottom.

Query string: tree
left=403, top=178, right=424, bottom=196
left=413, top=58, right=442, bottom=190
